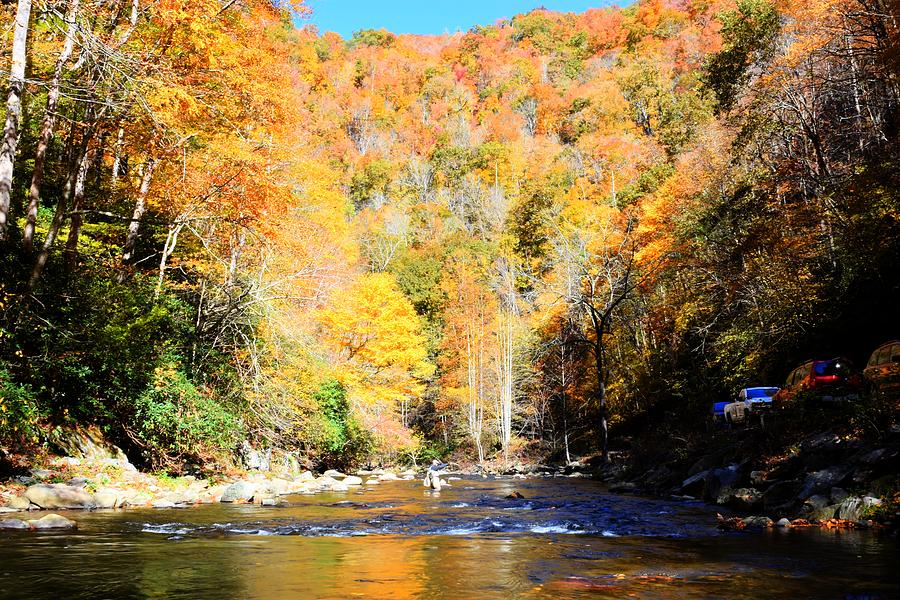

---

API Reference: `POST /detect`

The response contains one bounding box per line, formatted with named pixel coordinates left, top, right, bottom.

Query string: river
left=1, top=476, right=898, bottom=598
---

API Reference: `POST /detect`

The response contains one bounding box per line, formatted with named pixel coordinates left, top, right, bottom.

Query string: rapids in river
left=1, top=476, right=898, bottom=598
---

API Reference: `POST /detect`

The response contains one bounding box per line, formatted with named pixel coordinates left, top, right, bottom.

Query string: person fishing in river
left=423, top=459, right=448, bottom=490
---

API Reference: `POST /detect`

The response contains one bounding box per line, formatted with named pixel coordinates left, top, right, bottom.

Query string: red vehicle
left=773, top=357, right=864, bottom=407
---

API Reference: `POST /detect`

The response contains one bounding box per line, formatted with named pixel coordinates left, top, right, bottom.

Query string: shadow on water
left=1, top=476, right=899, bottom=599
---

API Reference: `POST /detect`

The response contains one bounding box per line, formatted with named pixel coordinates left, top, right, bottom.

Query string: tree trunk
left=117, top=157, right=156, bottom=282
left=63, top=147, right=97, bottom=274
left=28, top=136, right=94, bottom=290
left=23, top=0, right=81, bottom=251
left=111, top=126, right=125, bottom=182
left=155, top=219, right=184, bottom=297
left=0, top=0, right=33, bottom=242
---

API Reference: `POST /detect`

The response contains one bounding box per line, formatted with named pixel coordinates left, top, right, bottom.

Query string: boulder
left=830, top=487, right=850, bottom=504
left=835, top=496, right=882, bottom=521
left=260, top=498, right=277, bottom=507
left=28, top=513, right=77, bottom=529
left=7, top=495, right=31, bottom=510
left=323, top=469, right=346, bottom=479
left=366, top=479, right=380, bottom=485
left=741, top=516, right=773, bottom=529
left=0, top=518, right=30, bottom=529
left=378, top=472, right=399, bottom=481
left=762, top=480, right=803, bottom=513
left=776, top=518, right=792, bottom=528
left=343, top=475, right=363, bottom=486
left=680, top=470, right=708, bottom=496
left=316, top=475, right=340, bottom=490
left=24, top=483, right=94, bottom=509
left=152, top=500, right=177, bottom=509
left=239, top=440, right=271, bottom=471
left=92, top=489, right=124, bottom=509
left=295, top=471, right=315, bottom=483
left=750, top=471, right=768, bottom=486
left=723, top=488, right=762, bottom=510
left=797, top=466, right=852, bottom=500
left=705, top=465, right=740, bottom=503
left=123, top=492, right=153, bottom=507
left=220, top=481, right=257, bottom=503
left=48, top=424, right=129, bottom=462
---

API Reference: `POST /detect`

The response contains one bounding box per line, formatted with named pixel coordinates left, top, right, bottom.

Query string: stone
left=343, top=476, right=363, bottom=486
left=295, top=471, right=315, bottom=482
left=809, top=504, right=837, bottom=521
left=704, top=465, right=740, bottom=503
left=7, top=496, right=31, bottom=510
left=378, top=472, right=399, bottom=481
left=152, top=500, right=176, bottom=509
left=836, top=496, right=882, bottom=521
left=239, top=440, right=271, bottom=471
left=0, top=507, right=20, bottom=514
left=323, top=469, right=346, bottom=479
left=741, top=516, right=773, bottom=529
left=366, top=479, right=380, bottom=485
left=803, top=494, right=830, bottom=511
left=0, top=518, right=30, bottom=529
left=92, top=489, right=123, bottom=509
left=66, top=476, right=89, bottom=488
left=48, top=424, right=129, bottom=462
left=123, top=492, right=153, bottom=507
left=400, top=469, right=416, bottom=477
left=28, top=514, right=77, bottom=529
left=762, top=480, right=803, bottom=513
left=315, top=476, right=340, bottom=490
left=220, top=481, right=257, bottom=503
left=30, top=469, right=52, bottom=480
left=260, top=497, right=277, bottom=506
left=506, top=491, right=525, bottom=499
left=723, top=487, right=762, bottom=509
left=24, top=483, right=94, bottom=509
left=830, top=487, right=850, bottom=504
left=750, top=471, right=768, bottom=486
left=798, top=466, right=851, bottom=500
left=776, top=518, right=792, bottom=528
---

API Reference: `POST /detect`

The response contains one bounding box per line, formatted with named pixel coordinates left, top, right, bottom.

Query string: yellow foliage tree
left=318, top=273, right=434, bottom=450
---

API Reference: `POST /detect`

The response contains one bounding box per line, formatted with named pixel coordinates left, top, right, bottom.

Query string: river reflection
left=1, top=476, right=899, bottom=599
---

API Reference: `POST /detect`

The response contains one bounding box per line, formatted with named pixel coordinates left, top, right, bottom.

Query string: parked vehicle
left=864, top=340, right=900, bottom=406
left=773, top=357, right=863, bottom=406
left=712, top=401, right=729, bottom=424
left=723, top=387, right=779, bottom=426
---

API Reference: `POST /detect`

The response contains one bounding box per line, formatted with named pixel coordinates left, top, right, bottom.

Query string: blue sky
left=300, top=1, right=623, bottom=38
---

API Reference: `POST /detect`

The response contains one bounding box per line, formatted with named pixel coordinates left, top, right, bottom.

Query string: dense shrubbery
left=131, top=360, right=242, bottom=469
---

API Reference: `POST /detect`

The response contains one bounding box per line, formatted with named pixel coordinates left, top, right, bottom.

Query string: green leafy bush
left=0, top=367, right=40, bottom=448
left=131, top=359, right=241, bottom=469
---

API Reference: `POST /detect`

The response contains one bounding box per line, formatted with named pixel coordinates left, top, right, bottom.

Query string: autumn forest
left=1, top=0, right=898, bottom=472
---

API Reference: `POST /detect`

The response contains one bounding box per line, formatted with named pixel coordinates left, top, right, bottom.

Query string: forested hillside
left=1, top=0, right=897, bottom=472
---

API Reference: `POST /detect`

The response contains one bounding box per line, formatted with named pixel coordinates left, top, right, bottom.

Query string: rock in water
left=343, top=475, right=363, bottom=486
left=24, top=483, right=94, bottom=509
left=220, top=481, right=257, bottom=503
left=0, top=519, right=30, bottom=529
left=27, top=514, right=77, bottom=529
left=506, top=491, right=525, bottom=499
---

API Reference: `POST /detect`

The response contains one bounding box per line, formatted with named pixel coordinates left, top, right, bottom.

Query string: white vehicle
left=724, top=387, right=780, bottom=427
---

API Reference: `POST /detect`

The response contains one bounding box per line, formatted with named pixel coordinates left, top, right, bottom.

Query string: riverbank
left=596, top=411, right=900, bottom=534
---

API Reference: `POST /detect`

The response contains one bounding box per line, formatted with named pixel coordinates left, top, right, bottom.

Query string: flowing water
left=1, top=476, right=898, bottom=598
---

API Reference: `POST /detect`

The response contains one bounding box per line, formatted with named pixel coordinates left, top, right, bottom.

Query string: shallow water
left=1, top=476, right=898, bottom=598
